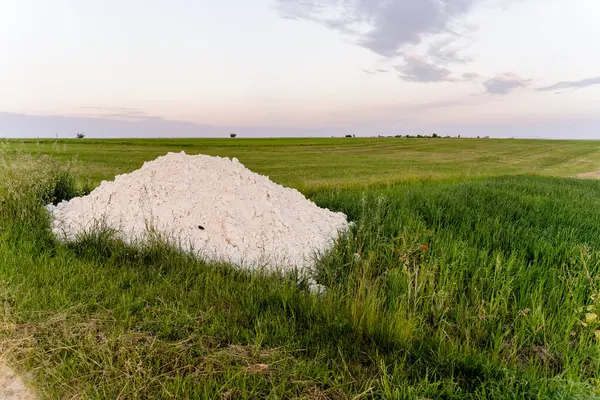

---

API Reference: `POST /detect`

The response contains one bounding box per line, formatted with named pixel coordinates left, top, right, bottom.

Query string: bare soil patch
left=577, top=170, right=600, bottom=179
left=0, top=362, right=34, bottom=400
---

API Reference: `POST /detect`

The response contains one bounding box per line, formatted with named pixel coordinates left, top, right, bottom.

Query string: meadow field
left=5, top=138, right=600, bottom=190
left=3, top=138, right=600, bottom=399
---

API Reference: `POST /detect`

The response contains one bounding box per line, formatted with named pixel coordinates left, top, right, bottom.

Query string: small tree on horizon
left=76, top=132, right=85, bottom=139
left=230, top=133, right=237, bottom=138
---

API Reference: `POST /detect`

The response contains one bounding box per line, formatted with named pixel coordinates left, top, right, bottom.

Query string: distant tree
left=230, top=133, right=237, bottom=138
left=76, top=132, right=85, bottom=139
left=345, top=134, right=353, bottom=138
left=432, top=133, right=438, bottom=138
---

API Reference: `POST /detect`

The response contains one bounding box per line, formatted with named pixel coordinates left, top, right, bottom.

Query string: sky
left=1, top=0, right=600, bottom=139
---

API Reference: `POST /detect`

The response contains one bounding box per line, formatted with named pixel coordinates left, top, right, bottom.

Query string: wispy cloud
left=462, top=72, right=482, bottom=81
left=427, top=37, right=474, bottom=64
left=362, top=68, right=392, bottom=76
left=483, top=72, right=531, bottom=94
left=275, top=0, right=518, bottom=83
left=536, top=76, right=600, bottom=92
left=275, top=0, right=478, bottom=59
left=396, top=55, right=455, bottom=82
left=407, top=98, right=476, bottom=109
left=0, top=111, right=345, bottom=138
left=76, top=106, right=161, bottom=121
left=79, top=106, right=143, bottom=112
left=3, top=111, right=600, bottom=140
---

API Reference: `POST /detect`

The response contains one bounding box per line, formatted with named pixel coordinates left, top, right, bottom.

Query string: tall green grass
left=2, top=165, right=600, bottom=398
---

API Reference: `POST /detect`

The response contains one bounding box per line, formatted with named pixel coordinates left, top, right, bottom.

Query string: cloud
left=363, top=68, right=391, bottom=75
left=483, top=72, right=531, bottom=94
left=427, top=37, right=474, bottom=64
left=407, top=98, right=475, bottom=109
left=3, top=111, right=600, bottom=140
left=275, top=1, right=523, bottom=84
left=79, top=106, right=143, bottom=112
left=0, top=111, right=349, bottom=138
left=63, top=113, right=163, bottom=121
left=396, top=55, right=455, bottom=82
left=536, top=76, right=600, bottom=92
left=75, top=106, right=161, bottom=121
left=275, top=0, right=479, bottom=59
left=462, top=72, right=482, bottom=81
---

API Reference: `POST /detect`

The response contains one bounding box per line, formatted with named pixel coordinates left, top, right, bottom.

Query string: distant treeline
left=342, top=134, right=491, bottom=139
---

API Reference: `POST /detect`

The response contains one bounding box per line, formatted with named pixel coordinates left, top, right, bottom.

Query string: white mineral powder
left=46, top=152, right=349, bottom=272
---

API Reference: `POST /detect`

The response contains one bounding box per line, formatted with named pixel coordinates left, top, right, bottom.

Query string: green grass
left=4, top=138, right=600, bottom=191
left=2, top=139, right=600, bottom=398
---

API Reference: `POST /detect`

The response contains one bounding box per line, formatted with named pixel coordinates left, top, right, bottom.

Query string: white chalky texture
left=47, top=152, right=349, bottom=272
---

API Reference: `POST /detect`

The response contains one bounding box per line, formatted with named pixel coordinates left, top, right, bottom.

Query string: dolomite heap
left=46, top=152, right=349, bottom=272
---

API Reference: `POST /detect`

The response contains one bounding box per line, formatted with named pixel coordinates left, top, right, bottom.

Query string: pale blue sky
left=1, top=0, right=600, bottom=138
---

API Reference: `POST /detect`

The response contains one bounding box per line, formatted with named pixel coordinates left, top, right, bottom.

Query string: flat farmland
left=4, top=138, right=600, bottom=190
left=2, top=138, right=600, bottom=399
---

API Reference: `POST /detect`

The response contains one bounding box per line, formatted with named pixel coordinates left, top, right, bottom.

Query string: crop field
left=3, top=138, right=600, bottom=399
left=4, top=138, right=600, bottom=190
